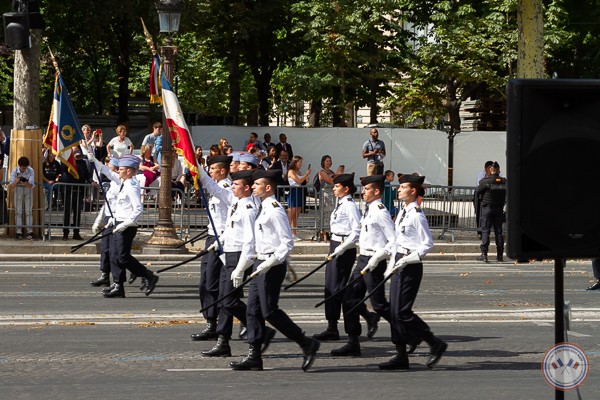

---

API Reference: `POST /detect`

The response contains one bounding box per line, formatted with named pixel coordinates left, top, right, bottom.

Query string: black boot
left=128, top=274, right=138, bottom=284
left=366, top=312, right=380, bottom=339
left=424, top=334, right=448, bottom=369
left=103, top=283, right=125, bottom=298
left=90, top=273, right=110, bottom=287
left=379, top=344, right=409, bottom=370
left=300, top=337, right=320, bottom=372
left=586, top=280, right=600, bottom=290
left=230, top=344, right=263, bottom=371
left=202, top=336, right=232, bottom=357
left=407, top=339, right=422, bottom=355
left=497, top=249, right=504, bottom=262
left=476, top=252, right=488, bottom=263
left=331, top=335, right=361, bottom=357
left=313, top=320, right=340, bottom=341
left=102, top=283, right=116, bottom=294
left=191, top=320, right=218, bottom=341
left=144, top=273, right=159, bottom=296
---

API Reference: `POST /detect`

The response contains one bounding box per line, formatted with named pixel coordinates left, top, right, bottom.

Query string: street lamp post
left=144, top=0, right=186, bottom=254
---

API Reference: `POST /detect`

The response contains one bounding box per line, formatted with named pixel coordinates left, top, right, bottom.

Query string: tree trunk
left=445, top=79, right=461, bottom=132
left=117, top=61, right=129, bottom=126
left=517, top=0, right=545, bottom=78
left=331, top=86, right=344, bottom=127
left=13, top=31, right=41, bottom=130
left=252, top=68, right=272, bottom=126
left=228, top=45, right=241, bottom=125
left=309, top=99, right=322, bottom=127
left=369, top=81, right=379, bottom=125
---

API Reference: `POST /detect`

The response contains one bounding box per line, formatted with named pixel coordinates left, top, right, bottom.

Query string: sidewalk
left=0, top=228, right=502, bottom=262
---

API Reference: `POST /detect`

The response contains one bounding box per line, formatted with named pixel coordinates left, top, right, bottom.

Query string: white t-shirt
left=108, top=137, right=133, bottom=158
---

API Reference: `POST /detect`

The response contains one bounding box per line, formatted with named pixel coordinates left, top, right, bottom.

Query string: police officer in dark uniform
left=475, top=162, right=507, bottom=262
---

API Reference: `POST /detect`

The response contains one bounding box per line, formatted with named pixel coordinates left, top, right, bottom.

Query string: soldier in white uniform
left=381, top=174, right=447, bottom=370
left=191, top=155, right=233, bottom=341
left=313, top=173, right=379, bottom=342
left=102, top=155, right=159, bottom=298
left=229, top=169, right=320, bottom=372
left=331, top=175, right=394, bottom=357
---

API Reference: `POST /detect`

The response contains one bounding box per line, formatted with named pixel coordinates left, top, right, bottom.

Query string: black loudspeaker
left=507, top=79, right=600, bottom=259
left=2, top=11, right=30, bottom=50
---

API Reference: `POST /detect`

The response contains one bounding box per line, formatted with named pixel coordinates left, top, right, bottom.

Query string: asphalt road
left=1, top=258, right=599, bottom=399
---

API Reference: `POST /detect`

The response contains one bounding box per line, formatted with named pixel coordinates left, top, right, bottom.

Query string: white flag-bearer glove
left=206, top=240, right=221, bottom=253
left=231, top=258, right=255, bottom=288
left=105, top=217, right=116, bottom=228
left=113, top=220, right=136, bottom=233
left=251, top=255, right=280, bottom=278
left=328, top=240, right=355, bottom=260
left=385, top=252, right=421, bottom=278
left=92, top=212, right=105, bottom=235
left=361, top=249, right=389, bottom=274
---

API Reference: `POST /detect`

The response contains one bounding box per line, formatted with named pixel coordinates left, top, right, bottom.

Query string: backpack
left=312, top=172, right=321, bottom=192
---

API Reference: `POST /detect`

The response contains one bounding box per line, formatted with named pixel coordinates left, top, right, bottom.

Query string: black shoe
left=313, top=329, right=340, bottom=341
left=62, top=233, right=69, bottom=241
left=261, top=327, right=276, bottom=355
left=72, top=233, right=83, bottom=241
left=202, top=337, right=232, bottom=357
left=238, top=324, right=248, bottom=340
left=144, top=274, right=159, bottom=296
left=139, top=277, right=148, bottom=291
left=301, top=338, right=320, bottom=372
left=230, top=345, right=263, bottom=371
left=103, top=284, right=125, bottom=298
left=586, top=280, right=600, bottom=290
left=366, top=312, right=380, bottom=340
left=476, top=253, right=488, bottom=263
left=128, top=274, right=138, bottom=285
left=407, top=340, right=422, bottom=355
left=191, top=323, right=218, bottom=341
left=90, top=273, right=110, bottom=287
left=102, top=283, right=116, bottom=294
left=497, top=251, right=504, bottom=262
left=426, top=339, right=448, bottom=369
left=330, top=342, right=361, bottom=357
left=379, top=353, right=410, bottom=370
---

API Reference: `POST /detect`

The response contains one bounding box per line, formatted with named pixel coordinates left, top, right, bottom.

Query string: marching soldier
left=229, top=169, right=319, bottom=372
left=475, top=162, right=507, bottom=262
left=382, top=174, right=447, bottom=370
left=191, top=155, right=232, bottom=341
left=313, top=173, right=379, bottom=342
left=331, top=175, right=394, bottom=357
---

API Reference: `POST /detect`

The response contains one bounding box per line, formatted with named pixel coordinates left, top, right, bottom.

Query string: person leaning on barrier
left=191, top=155, right=233, bottom=342
left=330, top=174, right=394, bottom=357
left=380, top=174, right=448, bottom=370
left=42, top=150, right=61, bottom=210
left=229, top=169, right=319, bottom=372
left=60, top=147, right=92, bottom=241
left=475, top=161, right=507, bottom=263
left=9, top=156, right=35, bottom=240
left=98, top=154, right=159, bottom=298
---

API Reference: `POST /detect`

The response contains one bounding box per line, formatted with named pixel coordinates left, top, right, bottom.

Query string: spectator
left=317, top=155, right=345, bottom=233
left=42, top=150, right=62, bottom=210
left=223, top=144, right=234, bottom=155
left=170, top=150, right=186, bottom=202
left=275, top=133, right=293, bottom=159
left=154, top=133, right=163, bottom=164
left=383, top=170, right=398, bottom=217
left=107, top=124, right=134, bottom=158
left=92, top=129, right=108, bottom=162
left=287, top=155, right=311, bottom=240
left=207, top=144, right=220, bottom=164
left=257, top=149, right=269, bottom=170
left=142, top=121, right=163, bottom=159
left=362, top=127, right=386, bottom=175
left=60, top=146, right=93, bottom=240
left=218, top=138, right=229, bottom=155
left=245, top=132, right=262, bottom=151
left=9, top=156, right=35, bottom=240
left=262, top=132, right=274, bottom=150
left=0, top=129, right=8, bottom=225
left=138, top=144, right=161, bottom=191
left=266, top=146, right=279, bottom=168
left=270, top=149, right=289, bottom=185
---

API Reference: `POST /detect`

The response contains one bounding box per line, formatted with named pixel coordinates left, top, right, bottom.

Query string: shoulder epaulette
left=246, top=204, right=253, bottom=209
left=223, top=183, right=230, bottom=188
left=346, top=197, right=353, bottom=202
left=378, top=203, right=385, bottom=209
left=272, top=201, right=280, bottom=208
left=415, top=206, right=422, bottom=213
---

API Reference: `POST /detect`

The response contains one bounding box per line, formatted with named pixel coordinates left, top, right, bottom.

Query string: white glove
left=105, top=217, right=116, bottom=228
left=231, top=258, right=255, bottom=288
left=385, top=252, right=421, bottom=279
left=92, top=213, right=105, bottom=235
left=361, top=249, right=389, bottom=274
left=206, top=240, right=221, bottom=253
left=113, top=221, right=135, bottom=233
left=328, top=240, right=355, bottom=260
left=87, top=151, right=96, bottom=162
left=251, top=255, right=280, bottom=278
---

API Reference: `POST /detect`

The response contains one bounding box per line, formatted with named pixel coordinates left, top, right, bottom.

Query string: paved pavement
left=1, top=254, right=600, bottom=399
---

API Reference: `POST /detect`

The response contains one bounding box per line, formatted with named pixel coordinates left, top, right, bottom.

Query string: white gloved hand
left=231, top=258, right=255, bottom=288
left=328, top=240, right=356, bottom=260
left=87, top=151, right=96, bottom=162
left=105, top=217, right=116, bottom=228
left=385, top=252, right=421, bottom=278
left=92, top=212, right=105, bottom=235
left=361, top=249, right=389, bottom=274
left=206, top=240, right=220, bottom=253
left=113, top=221, right=135, bottom=233
left=251, top=255, right=280, bottom=278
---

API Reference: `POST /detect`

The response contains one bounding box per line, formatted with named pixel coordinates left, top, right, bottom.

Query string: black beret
left=253, top=169, right=281, bottom=181
left=231, top=169, right=254, bottom=183
left=207, top=155, right=233, bottom=166
left=360, top=175, right=385, bottom=186
left=492, top=161, right=500, bottom=169
left=398, top=174, right=425, bottom=184
left=333, top=173, right=355, bottom=186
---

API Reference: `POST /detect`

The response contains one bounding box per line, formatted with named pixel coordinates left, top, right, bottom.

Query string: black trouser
left=109, top=225, right=152, bottom=285
left=99, top=225, right=112, bottom=273
left=323, top=240, right=356, bottom=323
left=592, top=258, right=600, bottom=279
left=246, top=261, right=305, bottom=346
left=389, top=254, right=431, bottom=346
left=199, top=236, right=224, bottom=321
left=479, top=206, right=504, bottom=254
left=63, top=186, right=85, bottom=235
left=342, top=255, right=391, bottom=336
left=215, top=251, right=247, bottom=338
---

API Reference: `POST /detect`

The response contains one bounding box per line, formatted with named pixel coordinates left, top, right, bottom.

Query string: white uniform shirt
left=329, top=195, right=361, bottom=244
left=114, top=177, right=143, bottom=226
left=255, top=195, right=293, bottom=263
left=205, top=177, right=232, bottom=236
left=222, top=196, right=257, bottom=263
left=358, top=198, right=396, bottom=256
left=96, top=163, right=121, bottom=219
left=395, top=201, right=433, bottom=258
